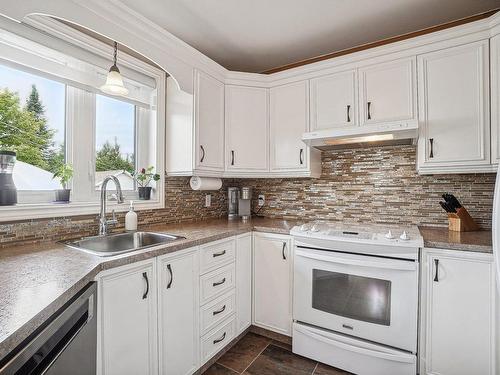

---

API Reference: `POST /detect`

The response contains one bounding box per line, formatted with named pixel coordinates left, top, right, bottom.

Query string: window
left=0, top=16, right=165, bottom=220
left=0, top=64, right=66, bottom=191
left=95, top=94, right=136, bottom=191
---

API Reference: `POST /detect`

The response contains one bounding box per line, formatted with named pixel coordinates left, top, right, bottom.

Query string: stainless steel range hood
left=302, top=120, right=418, bottom=150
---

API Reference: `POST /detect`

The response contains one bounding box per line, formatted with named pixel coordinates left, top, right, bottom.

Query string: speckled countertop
left=418, top=226, right=493, bottom=253
left=0, top=217, right=298, bottom=363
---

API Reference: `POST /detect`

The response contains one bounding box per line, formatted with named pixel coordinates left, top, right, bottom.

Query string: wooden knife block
left=448, top=207, right=479, bottom=232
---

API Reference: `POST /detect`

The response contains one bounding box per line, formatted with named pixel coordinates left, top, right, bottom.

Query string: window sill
left=0, top=199, right=163, bottom=222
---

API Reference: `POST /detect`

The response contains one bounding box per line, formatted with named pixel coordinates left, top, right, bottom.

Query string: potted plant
left=53, top=163, right=73, bottom=203
left=134, top=166, right=160, bottom=200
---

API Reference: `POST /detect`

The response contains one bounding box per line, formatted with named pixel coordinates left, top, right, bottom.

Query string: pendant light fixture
left=100, top=41, right=129, bottom=97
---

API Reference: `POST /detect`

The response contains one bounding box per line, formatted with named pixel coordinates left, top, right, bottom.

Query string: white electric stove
left=290, top=221, right=423, bottom=375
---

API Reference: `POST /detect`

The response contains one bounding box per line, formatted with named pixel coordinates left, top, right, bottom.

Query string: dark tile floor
left=203, top=332, right=352, bottom=375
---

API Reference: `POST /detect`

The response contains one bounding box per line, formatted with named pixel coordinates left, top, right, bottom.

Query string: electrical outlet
left=258, top=194, right=265, bottom=206
left=205, top=194, right=211, bottom=207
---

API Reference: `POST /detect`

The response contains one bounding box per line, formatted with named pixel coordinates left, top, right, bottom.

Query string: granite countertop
left=418, top=226, right=493, bottom=253
left=0, top=217, right=299, bottom=363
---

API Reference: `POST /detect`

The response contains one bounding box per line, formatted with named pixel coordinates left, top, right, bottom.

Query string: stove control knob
left=299, top=224, right=310, bottom=232
left=385, top=230, right=394, bottom=239
left=310, top=224, right=320, bottom=232
left=400, top=231, right=410, bottom=241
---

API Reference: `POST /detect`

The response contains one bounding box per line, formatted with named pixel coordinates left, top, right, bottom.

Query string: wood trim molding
left=261, top=9, right=499, bottom=75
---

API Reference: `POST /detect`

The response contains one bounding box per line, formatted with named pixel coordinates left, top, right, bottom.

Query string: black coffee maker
left=0, top=150, right=17, bottom=205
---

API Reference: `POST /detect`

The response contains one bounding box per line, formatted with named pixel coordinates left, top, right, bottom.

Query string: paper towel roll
left=189, top=176, right=222, bottom=191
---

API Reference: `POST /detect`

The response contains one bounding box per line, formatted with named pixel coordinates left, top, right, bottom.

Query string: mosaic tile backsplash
left=0, top=145, right=495, bottom=247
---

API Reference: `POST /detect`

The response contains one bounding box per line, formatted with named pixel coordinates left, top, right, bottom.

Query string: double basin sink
left=64, top=231, right=185, bottom=256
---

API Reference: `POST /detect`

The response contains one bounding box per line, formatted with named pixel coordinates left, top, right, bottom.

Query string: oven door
left=293, top=246, right=418, bottom=352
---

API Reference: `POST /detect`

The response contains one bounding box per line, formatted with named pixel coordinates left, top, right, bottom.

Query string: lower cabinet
left=253, top=232, right=293, bottom=336
left=97, top=259, right=158, bottom=375
left=158, top=248, right=199, bottom=375
left=236, top=233, right=252, bottom=334
left=420, top=248, right=496, bottom=375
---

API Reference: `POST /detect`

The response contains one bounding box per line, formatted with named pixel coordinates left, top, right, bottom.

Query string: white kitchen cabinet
left=310, top=70, right=357, bottom=130
left=417, top=40, right=492, bottom=174
left=358, top=57, right=416, bottom=125
left=270, top=81, right=321, bottom=177
left=253, top=232, right=293, bottom=336
left=165, top=71, right=224, bottom=177
left=97, top=259, right=158, bottom=375
left=194, top=70, right=225, bottom=172
left=158, top=248, right=199, bottom=375
left=419, top=248, right=496, bottom=375
left=225, top=85, right=269, bottom=174
left=491, top=34, right=500, bottom=165
left=236, top=233, right=252, bottom=334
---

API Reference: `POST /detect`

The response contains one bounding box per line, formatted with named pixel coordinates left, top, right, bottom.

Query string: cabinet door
left=359, top=58, right=416, bottom=125
left=225, top=85, right=268, bottom=171
left=417, top=41, right=490, bottom=172
left=194, top=70, right=225, bottom=171
left=253, top=233, right=292, bottom=336
left=158, top=249, right=199, bottom=375
left=421, top=250, right=495, bottom=375
left=98, top=260, right=157, bottom=375
left=491, top=35, right=500, bottom=164
left=270, top=81, right=309, bottom=171
left=310, top=70, right=357, bottom=130
left=236, top=233, right=252, bottom=334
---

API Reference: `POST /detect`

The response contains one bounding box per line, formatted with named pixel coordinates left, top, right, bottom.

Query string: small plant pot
left=54, top=189, right=71, bottom=203
left=138, top=186, right=152, bottom=200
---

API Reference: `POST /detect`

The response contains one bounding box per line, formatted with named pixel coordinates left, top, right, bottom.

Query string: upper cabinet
left=310, top=70, right=357, bottom=130
left=491, top=34, right=500, bottom=165
left=358, top=58, right=416, bottom=125
left=194, top=71, right=225, bottom=172
left=225, top=85, right=269, bottom=173
left=166, top=71, right=224, bottom=177
left=417, top=40, right=491, bottom=174
left=270, top=81, right=321, bottom=176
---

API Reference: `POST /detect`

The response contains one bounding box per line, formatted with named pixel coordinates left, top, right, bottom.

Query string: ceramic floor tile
left=204, top=363, right=239, bottom=375
left=313, top=362, right=353, bottom=375
left=217, top=332, right=272, bottom=372
left=270, top=339, right=292, bottom=351
left=243, top=344, right=317, bottom=375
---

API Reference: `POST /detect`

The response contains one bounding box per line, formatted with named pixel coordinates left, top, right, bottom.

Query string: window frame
left=0, top=16, right=165, bottom=221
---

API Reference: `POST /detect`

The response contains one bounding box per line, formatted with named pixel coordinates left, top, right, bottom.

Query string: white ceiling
left=120, top=0, right=499, bottom=73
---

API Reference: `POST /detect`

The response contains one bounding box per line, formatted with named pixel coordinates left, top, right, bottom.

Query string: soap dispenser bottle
left=125, top=200, right=138, bottom=231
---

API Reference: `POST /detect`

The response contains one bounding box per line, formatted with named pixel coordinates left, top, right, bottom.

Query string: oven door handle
left=295, top=324, right=415, bottom=364
left=295, top=249, right=417, bottom=271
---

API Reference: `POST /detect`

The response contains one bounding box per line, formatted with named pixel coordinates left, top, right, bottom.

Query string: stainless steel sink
left=64, top=231, right=185, bottom=256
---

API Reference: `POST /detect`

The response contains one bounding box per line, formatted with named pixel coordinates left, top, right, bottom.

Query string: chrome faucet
left=98, top=175, right=124, bottom=236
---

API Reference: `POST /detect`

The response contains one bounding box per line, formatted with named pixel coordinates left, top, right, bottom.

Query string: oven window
left=312, top=269, right=391, bottom=326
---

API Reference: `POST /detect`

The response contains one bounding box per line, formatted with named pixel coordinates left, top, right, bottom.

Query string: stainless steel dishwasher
left=0, top=282, right=97, bottom=375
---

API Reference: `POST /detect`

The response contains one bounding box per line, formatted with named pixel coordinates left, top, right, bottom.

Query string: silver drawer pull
left=212, top=278, right=226, bottom=287
left=213, top=250, right=226, bottom=258
left=213, top=304, right=226, bottom=316
left=213, top=332, right=226, bottom=344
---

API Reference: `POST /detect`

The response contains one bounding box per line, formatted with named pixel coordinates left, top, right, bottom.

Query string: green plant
left=134, top=166, right=160, bottom=187
left=53, top=163, right=73, bottom=189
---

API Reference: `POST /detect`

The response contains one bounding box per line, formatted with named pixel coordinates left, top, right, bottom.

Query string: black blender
left=0, top=151, right=17, bottom=205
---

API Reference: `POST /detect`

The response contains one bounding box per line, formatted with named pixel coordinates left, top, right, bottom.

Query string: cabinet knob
left=429, top=138, right=434, bottom=158
left=367, top=102, right=372, bottom=120
left=231, top=150, right=235, bottom=166
left=347, top=105, right=351, bottom=122
left=282, top=242, right=287, bottom=260
left=299, top=149, right=304, bottom=165
left=166, top=264, right=173, bottom=289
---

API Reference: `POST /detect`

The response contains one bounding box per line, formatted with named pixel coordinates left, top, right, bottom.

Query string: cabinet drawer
left=200, top=289, right=236, bottom=335
left=201, top=315, right=236, bottom=365
left=200, top=238, right=236, bottom=274
left=200, top=263, right=235, bottom=304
